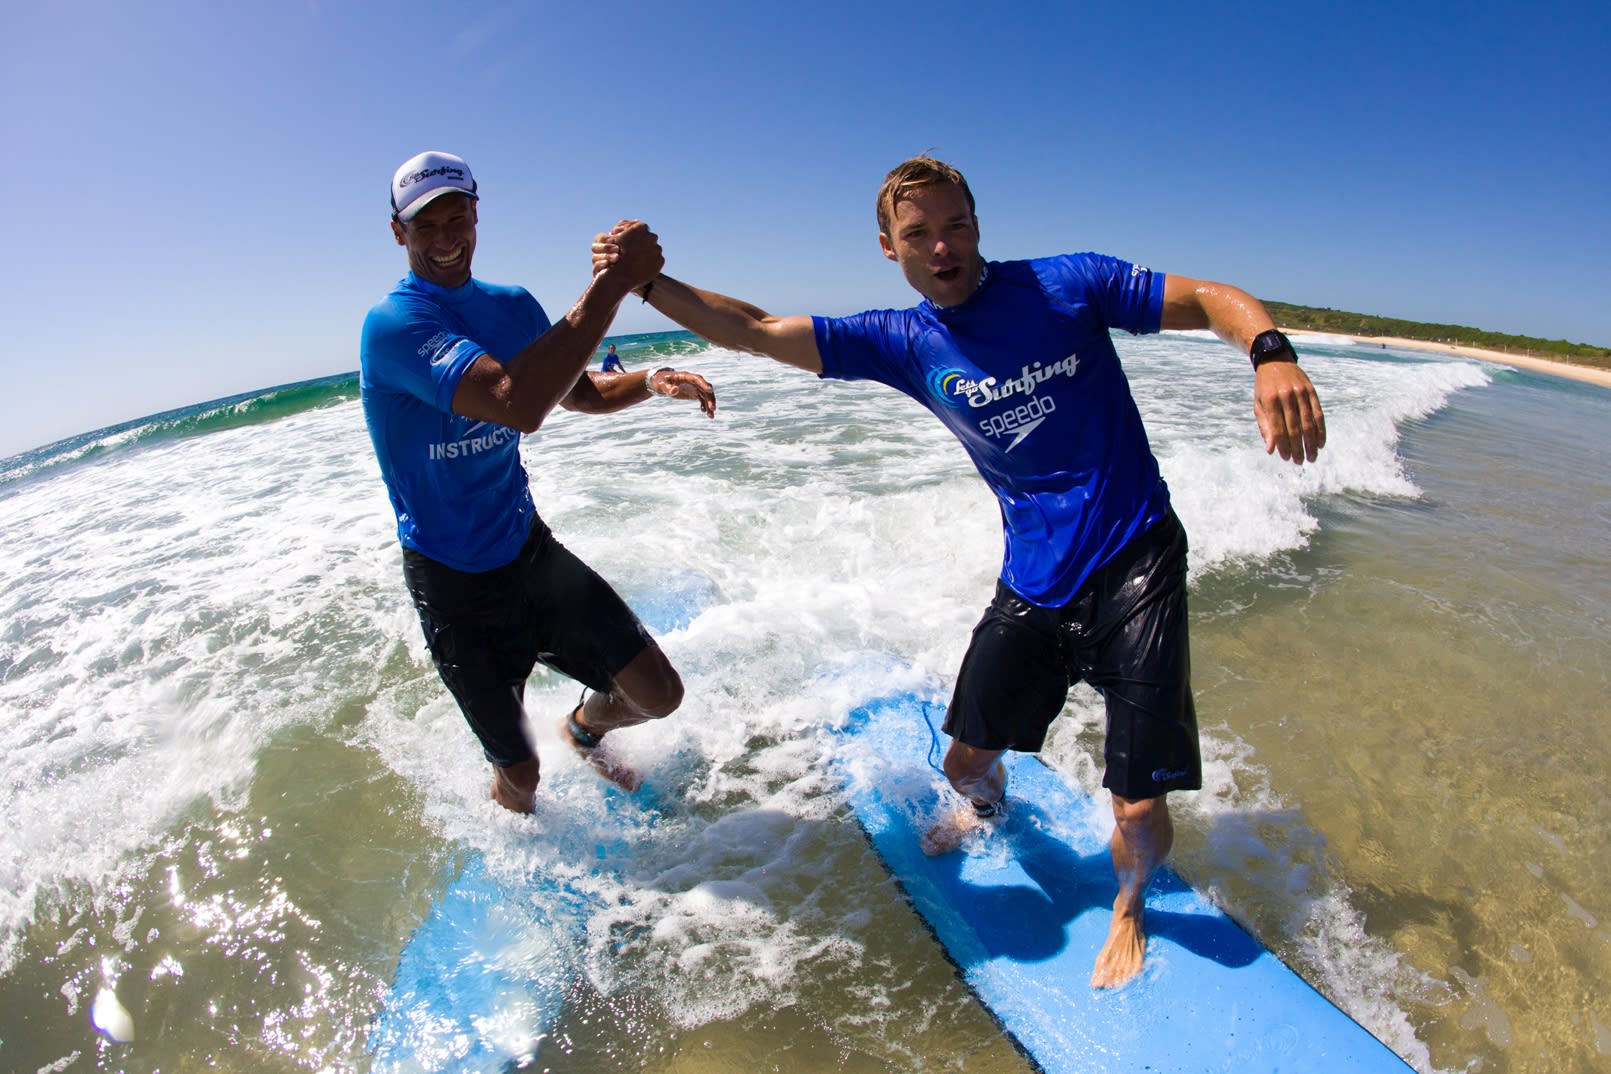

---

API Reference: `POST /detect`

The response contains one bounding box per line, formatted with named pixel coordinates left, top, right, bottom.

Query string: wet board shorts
left=943, top=510, right=1202, bottom=800
left=402, top=517, right=656, bottom=767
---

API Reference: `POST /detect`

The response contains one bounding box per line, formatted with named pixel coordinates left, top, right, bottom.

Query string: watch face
left=1251, top=330, right=1297, bottom=366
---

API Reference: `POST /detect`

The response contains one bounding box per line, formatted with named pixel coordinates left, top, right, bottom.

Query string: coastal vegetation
left=1265, top=301, right=1611, bottom=372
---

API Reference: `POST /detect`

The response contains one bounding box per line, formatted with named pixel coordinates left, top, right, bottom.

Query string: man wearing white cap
left=361, top=151, right=716, bottom=813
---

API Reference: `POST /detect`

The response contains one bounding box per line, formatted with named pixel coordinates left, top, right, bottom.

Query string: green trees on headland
left=1264, top=301, right=1611, bottom=372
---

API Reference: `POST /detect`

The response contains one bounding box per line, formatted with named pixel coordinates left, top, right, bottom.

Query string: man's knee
left=638, top=671, right=684, bottom=719
left=616, top=647, right=684, bottom=719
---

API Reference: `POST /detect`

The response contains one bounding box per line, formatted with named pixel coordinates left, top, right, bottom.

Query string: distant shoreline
left=1285, top=330, right=1611, bottom=390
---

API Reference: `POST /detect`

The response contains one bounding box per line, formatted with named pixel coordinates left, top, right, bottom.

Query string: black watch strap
left=1249, top=329, right=1298, bottom=368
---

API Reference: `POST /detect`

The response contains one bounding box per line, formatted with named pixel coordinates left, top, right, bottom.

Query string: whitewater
left=2, top=330, right=1607, bottom=1073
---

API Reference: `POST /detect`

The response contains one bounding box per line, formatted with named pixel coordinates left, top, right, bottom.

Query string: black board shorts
left=402, top=517, right=655, bottom=767
left=943, top=511, right=1202, bottom=800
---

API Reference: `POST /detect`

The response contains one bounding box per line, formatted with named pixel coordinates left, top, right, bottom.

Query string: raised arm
left=1161, top=274, right=1326, bottom=464
left=450, top=221, right=663, bottom=433
left=591, top=228, right=822, bottom=373
left=640, top=275, right=822, bottom=373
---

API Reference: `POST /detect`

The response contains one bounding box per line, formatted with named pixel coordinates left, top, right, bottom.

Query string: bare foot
left=490, top=757, right=540, bottom=814
left=562, top=709, right=642, bottom=792
left=1090, top=908, right=1147, bottom=988
left=1094, top=792, right=1170, bottom=987
left=921, top=806, right=998, bottom=856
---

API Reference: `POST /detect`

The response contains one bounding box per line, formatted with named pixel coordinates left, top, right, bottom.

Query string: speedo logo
left=418, top=331, right=450, bottom=358
left=428, top=420, right=515, bottom=461
left=1152, top=767, right=1189, bottom=783
left=981, top=395, right=1057, bottom=452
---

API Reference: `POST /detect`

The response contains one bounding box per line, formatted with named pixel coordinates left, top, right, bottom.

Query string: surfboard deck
left=367, top=856, right=571, bottom=1071
left=369, top=572, right=717, bottom=1072
left=836, top=692, right=1413, bottom=1073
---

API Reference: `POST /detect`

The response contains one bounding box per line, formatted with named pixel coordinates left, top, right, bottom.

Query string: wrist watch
left=1249, top=329, right=1298, bottom=369
left=645, top=367, right=675, bottom=396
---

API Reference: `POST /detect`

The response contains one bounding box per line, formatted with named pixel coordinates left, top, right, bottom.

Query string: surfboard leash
left=919, top=700, right=947, bottom=778
left=919, top=697, right=1005, bottom=818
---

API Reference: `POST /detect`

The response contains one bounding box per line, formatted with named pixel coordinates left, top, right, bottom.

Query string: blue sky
left=4, top=1, right=1607, bottom=457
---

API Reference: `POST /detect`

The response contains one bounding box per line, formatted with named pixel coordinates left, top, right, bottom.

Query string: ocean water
left=1, top=330, right=1607, bottom=1073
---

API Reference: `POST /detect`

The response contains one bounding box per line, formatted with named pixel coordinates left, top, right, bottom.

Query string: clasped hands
left=592, top=219, right=661, bottom=291
left=591, top=220, right=715, bottom=419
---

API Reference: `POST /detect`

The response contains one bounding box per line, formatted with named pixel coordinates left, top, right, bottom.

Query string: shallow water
left=1, top=333, right=1606, bottom=1073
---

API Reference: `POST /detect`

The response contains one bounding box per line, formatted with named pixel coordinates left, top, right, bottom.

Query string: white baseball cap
left=390, top=151, right=478, bottom=222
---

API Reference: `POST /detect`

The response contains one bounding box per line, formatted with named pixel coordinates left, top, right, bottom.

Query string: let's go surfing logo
left=927, top=354, right=1080, bottom=452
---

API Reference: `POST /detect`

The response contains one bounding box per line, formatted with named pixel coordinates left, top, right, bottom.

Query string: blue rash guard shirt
left=813, top=254, right=1172, bottom=607
left=360, top=273, right=550, bottom=572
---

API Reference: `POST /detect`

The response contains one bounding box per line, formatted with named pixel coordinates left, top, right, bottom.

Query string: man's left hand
left=657, top=370, right=718, bottom=418
left=1253, top=362, right=1326, bottom=464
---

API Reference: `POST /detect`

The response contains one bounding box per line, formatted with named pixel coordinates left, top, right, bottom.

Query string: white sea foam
left=0, top=334, right=1486, bottom=1066
left=1287, top=331, right=1365, bottom=347
left=0, top=404, right=398, bottom=972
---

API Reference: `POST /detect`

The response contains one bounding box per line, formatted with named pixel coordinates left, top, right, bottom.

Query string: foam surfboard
left=367, top=856, right=577, bottom=1071
left=836, top=692, right=1414, bottom=1073
left=368, top=570, right=719, bottom=1073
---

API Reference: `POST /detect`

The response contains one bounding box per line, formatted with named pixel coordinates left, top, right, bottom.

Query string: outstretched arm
left=561, top=366, right=717, bottom=418
left=450, top=221, right=664, bottom=433
left=1161, top=275, right=1326, bottom=464
left=640, top=275, right=822, bottom=373
left=592, top=228, right=821, bottom=373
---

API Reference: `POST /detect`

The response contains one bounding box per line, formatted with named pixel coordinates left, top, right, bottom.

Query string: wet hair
left=876, top=156, right=976, bottom=236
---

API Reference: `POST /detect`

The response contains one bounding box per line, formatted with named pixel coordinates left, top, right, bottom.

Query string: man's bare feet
left=921, top=797, right=1003, bottom=856
left=1091, top=792, right=1172, bottom=988
left=921, top=808, right=978, bottom=856
left=490, top=757, right=540, bottom=814
left=1090, top=906, right=1148, bottom=988
left=562, top=704, right=641, bottom=792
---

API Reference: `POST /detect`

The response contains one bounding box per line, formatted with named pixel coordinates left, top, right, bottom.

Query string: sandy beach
left=1287, top=330, right=1611, bottom=389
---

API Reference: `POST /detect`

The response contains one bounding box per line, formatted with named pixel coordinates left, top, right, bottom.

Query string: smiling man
left=603, top=155, right=1325, bottom=988
left=361, top=151, right=717, bottom=815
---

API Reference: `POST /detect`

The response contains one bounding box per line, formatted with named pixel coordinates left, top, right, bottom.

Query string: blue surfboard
left=367, top=856, right=575, bottom=1070
left=368, top=570, right=720, bottom=1072
left=836, top=692, right=1413, bottom=1073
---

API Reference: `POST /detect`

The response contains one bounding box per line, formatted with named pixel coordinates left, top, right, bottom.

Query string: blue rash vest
left=813, top=254, right=1172, bottom=607
left=360, top=273, right=550, bottom=572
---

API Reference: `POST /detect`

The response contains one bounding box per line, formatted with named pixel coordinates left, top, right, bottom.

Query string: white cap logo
left=391, top=151, right=478, bottom=222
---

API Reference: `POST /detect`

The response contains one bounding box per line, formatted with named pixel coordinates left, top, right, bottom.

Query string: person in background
left=361, top=151, right=716, bottom=813
left=600, top=155, right=1324, bottom=987
left=601, top=343, right=625, bottom=372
